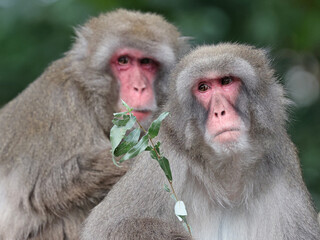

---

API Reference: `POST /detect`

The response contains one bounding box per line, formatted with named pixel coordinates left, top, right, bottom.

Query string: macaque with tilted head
left=0, top=9, right=188, bottom=240
left=81, top=43, right=320, bottom=240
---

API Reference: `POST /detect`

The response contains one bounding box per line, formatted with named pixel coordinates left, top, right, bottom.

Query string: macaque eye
left=118, top=56, right=129, bottom=65
left=140, top=58, right=153, bottom=65
left=221, top=76, right=233, bottom=85
left=198, top=83, right=209, bottom=92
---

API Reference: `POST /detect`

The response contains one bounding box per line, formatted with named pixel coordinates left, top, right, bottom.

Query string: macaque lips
left=214, top=129, right=241, bottom=143
left=131, top=110, right=152, bottom=122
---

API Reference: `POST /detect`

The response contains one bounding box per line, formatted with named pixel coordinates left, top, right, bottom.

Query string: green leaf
left=113, top=112, right=127, bottom=117
left=164, top=184, right=171, bottom=192
left=119, top=135, right=149, bottom=162
left=147, top=112, right=169, bottom=139
left=114, top=128, right=141, bottom=157
left=110, top=114, right=137, bottom=166
left=110, top=125, right=128, bottom=153
left=158, top=156, right=172, bottom=181
left=180, top=215, right=187, bottom=221
left=155, top=141, right=161, bottom=148
left=149, top=149, right=159, bottom=161
left=176, top=215, right=188, bottom=223
left=110, top=125, right=127, bottom=167
left=112, top=114, right=130, bottom=126
left=111, top=150, right=120, bottom=167
left=145, top=146, right=153, bottom=151
left=126, top=114, right=137, bottom=129
left=154, top=141, right=161, bottom=155
left=110, top=115, right=136, bottom=151
left=121, top=99, right=133, bottom=112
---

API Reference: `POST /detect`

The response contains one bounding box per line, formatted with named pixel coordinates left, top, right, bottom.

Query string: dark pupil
left=140, top=58, right=152, bottom=64
left=221, top=77, right=232, bottom=85
left=199, top=83, right=208, bottom=92
left=118, top=56, right=129, bottom=64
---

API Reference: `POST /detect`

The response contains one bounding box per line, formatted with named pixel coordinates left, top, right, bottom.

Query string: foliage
left=110, top=100, right=191, bottom=236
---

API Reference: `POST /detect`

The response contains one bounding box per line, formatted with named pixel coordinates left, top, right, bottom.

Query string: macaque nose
left=133, top=83, right=146, bottom=93
left=132, top=67, right=147, bottom=94
left=214, top=110, right=226, bottom=118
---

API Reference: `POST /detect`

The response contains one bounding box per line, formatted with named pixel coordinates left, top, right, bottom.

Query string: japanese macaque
left=0, top=9, right=188, bottom=240
left=81, top=43, right=320, bottom=240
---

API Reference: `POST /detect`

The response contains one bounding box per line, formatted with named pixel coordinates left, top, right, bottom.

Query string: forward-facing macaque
left=81, top=44, right=320, bottom=240
left=0, top=9, right=188, bottom=239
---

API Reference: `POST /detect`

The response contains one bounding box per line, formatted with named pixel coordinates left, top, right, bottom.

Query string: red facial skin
left=110, top=48, right=159, bottom=122
left=192, top=74, right=242, bottom=143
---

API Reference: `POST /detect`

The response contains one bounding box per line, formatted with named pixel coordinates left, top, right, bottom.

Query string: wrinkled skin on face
left=192, top=74, right=243, bottom=143
left=192, top=73, right=249, bottom=156
left=110, top=48, right=159, bottom=123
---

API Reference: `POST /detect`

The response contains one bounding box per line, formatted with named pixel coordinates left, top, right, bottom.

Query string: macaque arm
left=30, top=147, right=128, bottom=216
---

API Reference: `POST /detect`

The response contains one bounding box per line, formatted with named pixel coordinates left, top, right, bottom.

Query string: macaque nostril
left=133, top=86, right=146, bottom=93
left=214, top=111, right=225, bottom=117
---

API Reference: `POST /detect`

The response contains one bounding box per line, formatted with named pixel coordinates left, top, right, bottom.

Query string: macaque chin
left=110, top=48, right=158, bottom=123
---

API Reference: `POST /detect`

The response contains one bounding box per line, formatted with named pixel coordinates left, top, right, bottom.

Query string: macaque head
left=69, top=9, right=189, bottom=129
left=110, top=48, right=159, bottom=123
left=168, top=44, right=289, bottom=157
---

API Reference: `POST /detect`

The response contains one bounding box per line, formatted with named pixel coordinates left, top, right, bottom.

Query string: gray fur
left=0, top=9, right=188, bottom=240
left=81, top=43, right=320, bottom=240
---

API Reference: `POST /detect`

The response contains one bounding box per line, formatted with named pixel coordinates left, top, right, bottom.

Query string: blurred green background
left=0, top=0, right=319, bottom=209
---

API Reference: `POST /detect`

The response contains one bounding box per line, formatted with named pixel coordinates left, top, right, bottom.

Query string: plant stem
left=168, top=180, right=178, bottom=201
left=136, top=120, right=147, bottom=133
left=136, top=120, right=178, bottom=198
left=136, top=120, right=161, bottom=159
left=186, top=224, right=192, bottom=237
left=136, top=116, right=192, bottom=237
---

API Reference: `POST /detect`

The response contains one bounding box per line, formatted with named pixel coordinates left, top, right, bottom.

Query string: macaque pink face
left=192, top=74, right=243, bottom=144
left=110, top=48, right=159, bottom=122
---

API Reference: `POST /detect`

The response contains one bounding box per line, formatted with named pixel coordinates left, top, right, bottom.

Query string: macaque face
left=110, top=48, right=159, bottom=123
left=192, top=73, right=249, bottom=154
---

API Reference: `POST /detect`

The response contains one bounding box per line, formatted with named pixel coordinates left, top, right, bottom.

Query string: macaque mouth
left=132, top=108, right=152, bottom=113
left=214, top=128, right=241, bottom=138
left=131, top=108, right=154, bottom=121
